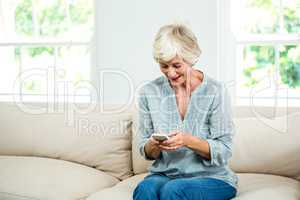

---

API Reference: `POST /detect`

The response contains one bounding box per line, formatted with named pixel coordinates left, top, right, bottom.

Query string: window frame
left=218, top=0, right=300, bottom=106
left=0, top=0, right=97, bottom=103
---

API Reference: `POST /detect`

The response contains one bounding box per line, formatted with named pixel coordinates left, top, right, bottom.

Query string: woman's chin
left=170, top=79, right=184, bottom=87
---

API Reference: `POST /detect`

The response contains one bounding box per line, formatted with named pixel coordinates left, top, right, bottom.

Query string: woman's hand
left=148, top=136, right=161, bottom=146
left=144, top=137, right=164, bottom=160
left=158, top=130, right=192, bottom=151
left=152, top=131, right=211, bottom=160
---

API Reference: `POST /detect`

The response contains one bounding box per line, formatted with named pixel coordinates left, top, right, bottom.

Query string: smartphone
left=152, top=133, right=170, bottom=142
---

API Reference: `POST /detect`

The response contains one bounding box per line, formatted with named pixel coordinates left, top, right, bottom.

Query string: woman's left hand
left=159, top=130, right=192, bottom=151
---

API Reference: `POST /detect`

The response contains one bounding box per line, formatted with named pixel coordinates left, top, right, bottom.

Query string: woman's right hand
left=149, top=137, right=161, bottom=146
left=144, top=137, right=163, bottom=160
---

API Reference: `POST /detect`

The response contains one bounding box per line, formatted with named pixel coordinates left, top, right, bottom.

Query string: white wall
left=95, top=0, right=218, bottom=104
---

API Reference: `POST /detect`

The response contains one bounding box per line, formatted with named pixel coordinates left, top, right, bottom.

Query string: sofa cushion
left=0, top=156, right=119, bottom=200
left=236, top=173, right=300, bottom=199
left=0, top=103, right=133, bottom=180
left=230, top=112, right=300, bottom=181
left=86, top=173, right=300, bottom=200
left=86, top=173, right=147, bottom=200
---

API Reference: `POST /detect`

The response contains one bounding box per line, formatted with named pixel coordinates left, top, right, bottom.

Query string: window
left=0, top=0, right=94, bottom=102
left=230, top=0, right=300, bottom=106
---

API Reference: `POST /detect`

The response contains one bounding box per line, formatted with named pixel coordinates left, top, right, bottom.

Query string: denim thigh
left=160, top=177, right=237, bottom=200
left=133, top=173, right=171, bottom=200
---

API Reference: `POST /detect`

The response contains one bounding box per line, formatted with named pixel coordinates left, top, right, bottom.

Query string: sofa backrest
left=132, top=106, right=300, bottom=181
left=0, top=102, right=133, bottom=180
left=1, top=102, right=300, bottom=181
left=231, top=106, right=300, bottom=180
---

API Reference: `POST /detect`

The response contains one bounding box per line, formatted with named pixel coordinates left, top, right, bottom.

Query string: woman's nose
left=167, top=68, right=177, bottom=77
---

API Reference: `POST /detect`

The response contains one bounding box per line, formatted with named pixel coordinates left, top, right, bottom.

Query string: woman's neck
left=174, top=69, right=203, bottom=93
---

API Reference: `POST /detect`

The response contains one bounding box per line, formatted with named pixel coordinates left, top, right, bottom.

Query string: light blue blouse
left=137, top=72, right=238, bottom=188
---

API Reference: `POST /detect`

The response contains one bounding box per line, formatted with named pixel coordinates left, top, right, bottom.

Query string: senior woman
left=133, top=24, right=238, bottom=200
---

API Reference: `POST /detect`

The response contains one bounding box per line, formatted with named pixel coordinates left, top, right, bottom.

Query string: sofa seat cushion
left=0, top=156, right=120, bottom=200
left=236, top=173, right=300, bottom=199
left=86, top=173, right=300, bottom=200
left=86, top=173, right=147, bottom=200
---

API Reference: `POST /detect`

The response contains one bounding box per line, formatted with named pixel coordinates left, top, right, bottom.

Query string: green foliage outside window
left=13, top=0, right=93, bottom=93
left=284, top=8, right=300, bottom=33
left=243, top=46, right=275, bottom=87
left=14, top=0, right=93, bottom=57
left=279, top=46, right=300, bottom=88
left=247, top=0, right=279, bottom=33
left=15, top=0, right=34, bottom=36
left=242, top=0, right=300, bottom=88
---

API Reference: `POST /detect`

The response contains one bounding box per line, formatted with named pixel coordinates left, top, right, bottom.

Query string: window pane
left=56, top=45, right=91, bottom=95
left=20, top=46, right=55, bottom=94
left=279, top=45, right=300, bottom=94
left=0, top=46, right=20, bottom=94
left=35, top=0, right=94, bottom=39
left=232, top=0, right=280, bottom=34
left=283, top=0, right=300, bottom=33
left=0, top=0, right=93, bottom=101
left=17, top=45, right=91, bottom=96
left=15, top=0, right=35, bottom=38
left=1, top=0, right=94, bottom=40
left=237, top=45, right=276, bottom=97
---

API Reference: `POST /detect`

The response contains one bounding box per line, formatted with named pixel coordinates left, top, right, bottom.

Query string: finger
left=159, top=145, right=177, bottom=151
left=161, top=138, right=176, bottom=145
left=171, top=145, right=182, bottom=149
left=162, top=144, right=183, bottom=150
left=161, top=139, right=171, bottom=145
left=168, top=130, right=180, bottom=137
left=163, top=145, right=182, bottom=151
left=166, top=142, right=182, bottom=148
left=149, top=137, right=160, bottom=144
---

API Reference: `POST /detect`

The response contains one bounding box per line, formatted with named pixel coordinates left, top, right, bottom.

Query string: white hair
left=153, top=23, right=201, bottom=65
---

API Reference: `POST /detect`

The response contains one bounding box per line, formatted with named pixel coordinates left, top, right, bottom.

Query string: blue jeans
left=133, top=173, right=237, bottom=200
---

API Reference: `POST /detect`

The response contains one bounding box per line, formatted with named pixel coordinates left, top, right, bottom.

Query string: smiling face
left=159, top=56, right=192, bottom=88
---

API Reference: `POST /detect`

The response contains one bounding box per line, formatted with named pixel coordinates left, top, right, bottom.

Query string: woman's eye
left=174, top=65, right=181, bottom=68
left=160, top=65, right=168, bottom=69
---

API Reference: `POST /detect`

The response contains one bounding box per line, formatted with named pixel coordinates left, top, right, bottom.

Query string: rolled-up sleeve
left=137, top=89, right=156, bottom=160
left=203, top=84, right=235, bottom=167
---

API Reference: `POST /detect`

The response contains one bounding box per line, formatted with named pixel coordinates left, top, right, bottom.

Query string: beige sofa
left=0, top=102, right=299, bottom=200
